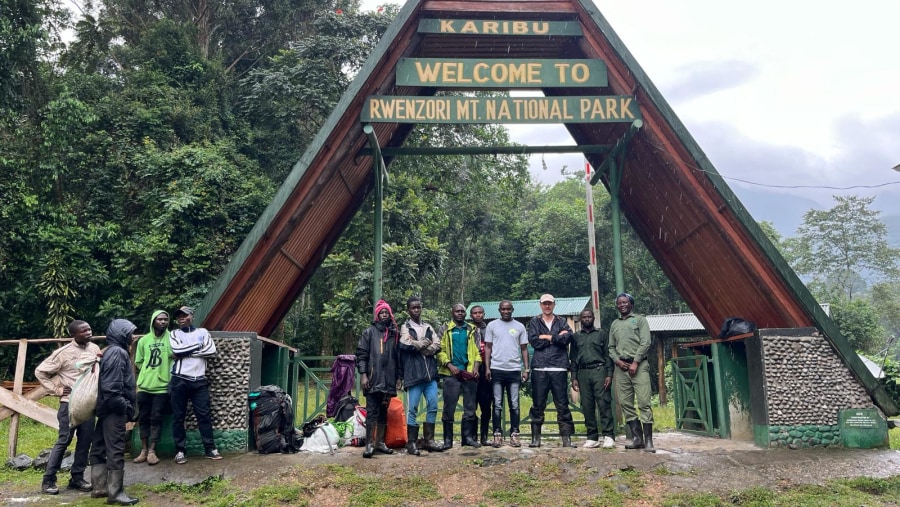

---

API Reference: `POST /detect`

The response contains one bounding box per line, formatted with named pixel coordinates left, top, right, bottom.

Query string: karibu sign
left=396, top=58, right=607, bottom=88
left=361, top=96, right=641, bottom=124
left=418, top=19, right=583, bottom=36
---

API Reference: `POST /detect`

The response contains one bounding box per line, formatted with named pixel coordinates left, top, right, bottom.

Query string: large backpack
left=249, top=385, right=299, bottom=454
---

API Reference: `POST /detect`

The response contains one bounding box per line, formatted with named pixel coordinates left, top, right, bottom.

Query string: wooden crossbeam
left=0, top=386, right=59, bottom=430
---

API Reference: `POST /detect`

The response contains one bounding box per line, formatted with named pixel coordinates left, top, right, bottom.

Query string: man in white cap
left=525, top=294, right=576, bottom=447
left=169, top=306, right=222, bottom=464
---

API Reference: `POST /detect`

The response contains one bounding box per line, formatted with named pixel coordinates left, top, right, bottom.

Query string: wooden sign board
left=396, top=58, right=608, bottom=88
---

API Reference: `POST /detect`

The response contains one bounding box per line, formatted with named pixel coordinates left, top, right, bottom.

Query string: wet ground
left=5, top=432, right=900, bottom=505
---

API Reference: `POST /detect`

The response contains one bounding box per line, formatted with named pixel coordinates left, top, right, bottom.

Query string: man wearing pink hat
left=356, top=300, right=402, bottom=458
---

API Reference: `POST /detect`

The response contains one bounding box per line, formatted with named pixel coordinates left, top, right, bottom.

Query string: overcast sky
left=360, top=0, right=900, bottom=215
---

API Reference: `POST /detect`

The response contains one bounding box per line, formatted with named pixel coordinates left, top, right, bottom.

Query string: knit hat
left=373, top=299, right=397, bottom=343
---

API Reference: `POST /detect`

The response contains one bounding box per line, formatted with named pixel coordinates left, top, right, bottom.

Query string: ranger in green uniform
left=570, top=309, right=615, bottom=448
left=608, top=293, right=655, bottom=452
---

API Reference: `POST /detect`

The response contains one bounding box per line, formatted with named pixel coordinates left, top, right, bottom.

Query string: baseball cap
left=539, top=294, right=555, bottom=303
left=173, top=306, right=195, bottom=318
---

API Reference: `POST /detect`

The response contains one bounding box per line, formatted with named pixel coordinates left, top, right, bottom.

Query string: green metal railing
left=296, top=356, right=587, bottom=437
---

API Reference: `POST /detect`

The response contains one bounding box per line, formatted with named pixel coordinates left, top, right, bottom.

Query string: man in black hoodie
left=89, top=319, right=139, bottom=505
left=526, top=294, right=575, bottom=448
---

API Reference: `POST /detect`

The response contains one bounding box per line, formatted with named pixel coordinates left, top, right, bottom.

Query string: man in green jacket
left=133, top=310, right=173, bottom=465
left=608, top=293, right=655, bottom=452
left=436, top=303, right=481, bottom=448
left=570, top=309, right=615, bottom=449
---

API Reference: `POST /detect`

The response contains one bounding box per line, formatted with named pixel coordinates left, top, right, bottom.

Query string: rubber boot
left=91, top=463, right=108, bottom=499
left=363, top=424, right=376, bottom=458
left=529, top=423, right=542, bottom=448
left=642, top=422, right=656, bottom=453
left=406, top=425, right=420, bottom=456
left=423, top=422, right=444, bottom=452
left=374, top=424, right=393, bottom=454
left=561, top=434, right=575, bottom=448
left=479, top=415, right=490, bottom=446
left=106, top=469, right=138, bottom=505
left=624, top=419, right=644, bottom=450
left=443, top=421, right=454, bottom=449
left=461, top=419, right=481, bottom=447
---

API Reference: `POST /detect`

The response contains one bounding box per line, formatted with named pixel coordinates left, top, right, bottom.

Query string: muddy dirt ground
left=5, top=432, right=900, bottom=506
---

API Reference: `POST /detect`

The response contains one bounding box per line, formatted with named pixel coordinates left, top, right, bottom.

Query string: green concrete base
left=765, top=424, right=841, bottom=448
left=129, top=415, right=248, bottom=457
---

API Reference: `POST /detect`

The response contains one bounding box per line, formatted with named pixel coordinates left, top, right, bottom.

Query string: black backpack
left=334, top=395, right=359, bottom=422
left=249, top=385, right=299, bottom=454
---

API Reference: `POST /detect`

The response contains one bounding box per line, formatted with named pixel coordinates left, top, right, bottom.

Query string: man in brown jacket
left=35, top=320, right=101, bottom=495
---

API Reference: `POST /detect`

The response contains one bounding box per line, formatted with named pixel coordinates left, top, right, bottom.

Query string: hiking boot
left=583, top=439, right=601, bottom=448
left=492, top=432, right=503, bottom=448
left=132, top=449, right=147, bottom=464
left=91, top=463, right=108, bottom=498
left=146, top=451, right=159, bottom=465
left=174, top=451, right=187, bottom=464
left=625, top=419, right=644, bottom=450
left=529, top=423, right=541, bottom=448
left=406, top=425, right=421, bottom=456
left=509, top=432, right=521, bottom=447
left=642, top=422, right=656, bottom=453
left=107, top=469, right=139, bottom=505
left=602, top=436, right=616, bottom=449
left=41, top=479, right=59, bottom=495
left=205, top=449, right=223, bottom=460
left=68, top=477, right=92, bottom=492
left=423, top=422, right=444, bottom=452
left=442, top=421, right=454, bottom=449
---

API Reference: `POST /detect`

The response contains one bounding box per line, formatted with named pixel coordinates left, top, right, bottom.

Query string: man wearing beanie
left=356, top=299, right=401, bottom=458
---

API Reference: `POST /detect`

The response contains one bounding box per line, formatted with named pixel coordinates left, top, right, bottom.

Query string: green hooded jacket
left=135, top=310, right=173, bottom=394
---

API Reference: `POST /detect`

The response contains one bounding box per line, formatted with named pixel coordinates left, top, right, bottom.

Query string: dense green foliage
left=0, top=1, right=683, bottom=374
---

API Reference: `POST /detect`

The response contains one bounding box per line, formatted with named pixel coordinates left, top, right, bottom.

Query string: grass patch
left=662, top=476, right=900, bottom=507
left=484, top=471, right=544, bottom=505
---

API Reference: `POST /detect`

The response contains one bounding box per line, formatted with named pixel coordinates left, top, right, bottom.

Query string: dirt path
left=5, top=432, right=900, bottom=506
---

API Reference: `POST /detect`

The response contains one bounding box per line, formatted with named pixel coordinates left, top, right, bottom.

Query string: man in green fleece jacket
left=132, top=310, right=173, bottom=465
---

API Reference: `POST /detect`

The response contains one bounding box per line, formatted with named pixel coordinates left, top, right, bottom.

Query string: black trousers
left=364, top=392, right=390, bottom=426
left=170, top=376, right=216, bottom=452
left=137, top=391, right=170, bottom=444
left=89, top=412, right=127, bottom=471
left=529, top=370, right=575, bottom=436
left=475, top=367, right=493, bottom=430
left=44, top=402, right=93, bottom=482
left=441, top=375, right=477, bottom=424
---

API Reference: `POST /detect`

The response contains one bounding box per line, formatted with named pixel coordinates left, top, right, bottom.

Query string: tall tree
left=790, top=195, right=900, bottom=300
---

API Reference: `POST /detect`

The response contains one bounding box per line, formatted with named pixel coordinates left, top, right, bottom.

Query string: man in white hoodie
left=169, top=306, right=222, bottom=464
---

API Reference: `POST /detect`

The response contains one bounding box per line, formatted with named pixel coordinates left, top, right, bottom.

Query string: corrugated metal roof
left=646, top=313, right=705, bottom=333
left=468, top=296, right=591, bottom=320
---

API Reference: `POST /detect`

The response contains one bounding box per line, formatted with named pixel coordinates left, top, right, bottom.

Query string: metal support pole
left=590, top=119, right=643, bottom=186
left=584, top=160, right=601, bottom=318
left=363, top=124, right=388, bottom=302
left=609, top=156, right=625, bottom=295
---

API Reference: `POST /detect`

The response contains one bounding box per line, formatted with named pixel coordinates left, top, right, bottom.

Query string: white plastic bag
left=68, top=358, right=99, bottom=427
left=299, top=422, right=340, bottom=454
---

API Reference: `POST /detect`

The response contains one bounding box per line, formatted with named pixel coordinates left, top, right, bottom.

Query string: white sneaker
left=602, top=436, right=615, bottom=448
left=582, top=439, right=601, bottom=448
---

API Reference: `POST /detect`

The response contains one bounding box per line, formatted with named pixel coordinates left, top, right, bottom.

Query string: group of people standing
left=355, top=291, right=656, bottom=457
left=35, top=306, right=223, bottom=504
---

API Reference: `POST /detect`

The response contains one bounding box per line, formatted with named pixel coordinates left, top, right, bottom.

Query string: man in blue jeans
left=399, top=296, right=444, bottom=454
left=169, top=306, right=223, bottom=463
left=484, top=300, right=530, bottom=447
